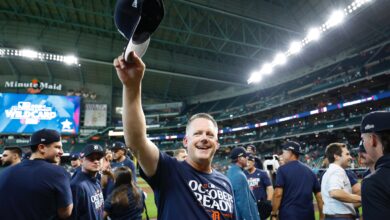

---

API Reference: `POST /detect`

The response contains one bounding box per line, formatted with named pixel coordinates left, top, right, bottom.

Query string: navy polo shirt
left=0, top=159, right=72, bottom=220
left=104, top=187, right=145, bottom=220
left=70, top=171, right=104, bottom=220
left=141, top=151, right=236, bottom=220
left=275, top=160, right=320, bottom=220
left=245, top=169, right=272, bottom=201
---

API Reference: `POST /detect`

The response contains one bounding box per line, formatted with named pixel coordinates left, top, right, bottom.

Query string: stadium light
left=0, top=47, right=80, bottom=66
left=325, top=10, right=345, bottom=28
left=273, top=53, right=287, bottom=66
left=306, top=28, right=321, bottom=42
left=260, top=63, right=273, bottom=75
left=64, top=55, right=78, bottom=65
left=247, top=71, right=262, bottom=84
left=246, top=0, right=373, bottom=84
left=288, top=41, right=302, bottom=54
left=21, top=49, right=38, bottom=59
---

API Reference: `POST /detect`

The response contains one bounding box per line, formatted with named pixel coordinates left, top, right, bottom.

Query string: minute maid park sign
left=4, top=79, right=62, bottom=93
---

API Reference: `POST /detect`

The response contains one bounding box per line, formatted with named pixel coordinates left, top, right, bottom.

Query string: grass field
left=138, top=178, right=158, bottom=219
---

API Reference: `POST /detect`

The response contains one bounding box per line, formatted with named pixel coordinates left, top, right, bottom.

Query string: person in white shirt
left=321, top=143, right=361, bottom=220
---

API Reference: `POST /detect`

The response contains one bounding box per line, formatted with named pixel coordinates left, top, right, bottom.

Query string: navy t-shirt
left=104, top=157, right=137, bottom=198
left=245, top=169, right=272, bottom=201
left=104, top=187, right=145, bottom=220
left=275, top=160, right=320, bottom=220
left=70, top=171, right=104, bottom=220
left=141, top=152, right=236, bottom=220
left=0, top=159, right=72, bottom=220
left=111, top=157, right=137, bottom=181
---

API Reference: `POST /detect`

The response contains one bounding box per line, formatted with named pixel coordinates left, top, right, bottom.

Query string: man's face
left=112, top=148, right=125, bottom=160
left=361, top=133, right=382, bottom=162
left=337, top=147, right=352, bottom=169
left=281, top=150, right=293, bottom=163
left=237, top=156, right=248, bottom=168
left=246, top=147, right=254, bottom=154
left=1, top=150, right=15, bottom=166
left=42, top=141, right=63, bottom=164
left=183, top=118, right=219, bottom=165
left=70, top=159, right=81, bottom=168
left=247, top=159, right=255, bottom=170
left=176, top=152, right=187, bottom=161
left=359, top=151, right=375, bottom=168
left=82, top=153, right=103, bottom=173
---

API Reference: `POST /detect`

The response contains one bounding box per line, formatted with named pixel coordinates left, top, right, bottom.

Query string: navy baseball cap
left=230, top=147, right=248, bottom=159
left=283, top=141, right=303, bottom=155
left=115, top=0, right=164, bottom=62
left=25, top=129, right=61, bottom=147
left=360, top=111, right=390, bottom=133
left=70, top=154, right=80, bottom=160
left=111, top=141, right=127, bottom=151
left=247, top=154, right=256, bottom=161
left=81, top=144, right=104, bottom=158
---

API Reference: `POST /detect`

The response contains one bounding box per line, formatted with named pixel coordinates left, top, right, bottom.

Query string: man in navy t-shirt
left=114, top=52, right=236, bottom=219
left=110, top=141, right=137, bottom=181
left=70, top=144, right=105, bottom=220
left=245, top=155, right=273, bottom=202
left=245, top=154, right=273, bottom=220
left=0, top=129, right=73, bottom=220
left=271, top=142, right=324, bottom=220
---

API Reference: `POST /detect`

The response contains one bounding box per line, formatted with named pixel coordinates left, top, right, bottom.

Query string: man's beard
left=2, top=161, right=12, bottom=167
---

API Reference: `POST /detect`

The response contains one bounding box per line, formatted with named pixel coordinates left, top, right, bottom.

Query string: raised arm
left=114, top=52, right=159, bottom=177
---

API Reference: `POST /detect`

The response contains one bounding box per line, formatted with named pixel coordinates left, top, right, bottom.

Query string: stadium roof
left=0, top=0, right=389, bottom=103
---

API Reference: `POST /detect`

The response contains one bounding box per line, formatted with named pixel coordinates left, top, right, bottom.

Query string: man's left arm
left=271, top=187, right=283, bottom=220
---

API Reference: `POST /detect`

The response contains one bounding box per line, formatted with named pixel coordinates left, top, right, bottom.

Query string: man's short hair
left=4, top=147, right=22, bottom=158
left=325, top=143, right=347, bottom=163
left=174, top=148, right=186, bottom=157
left=185, top=113, right=218, bottom=135
left=374, top=130, right=390, bottom=154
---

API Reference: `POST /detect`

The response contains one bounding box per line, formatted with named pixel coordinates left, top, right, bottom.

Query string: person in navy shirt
left=104, top=166, right=145, bottom=220
left=70, top=144, right=105, bottom=220
left=0, top=129, right=73, bottom=220
left=271, top=141, right=324, bottom=220
left=110, top=141, right=137, bottom=181
left=103, top=141, right=137, bottom=198
left=114, top=51, right=236, bottom=219
left=227, top=147, right=260, bottom=220
left=245, top=154, right=274, bottom=220
left=246, top=145, right=264, bottom=170
left=360, top=111, right=390, bottom=220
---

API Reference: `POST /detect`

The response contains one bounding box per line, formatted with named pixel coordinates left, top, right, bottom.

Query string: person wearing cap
left=0, top=146, right=22, bottom=167
left=114, top=4, right=236, bottom=216
left=110, top=141, right=137, bottom=182
left=0, top=129, right=73, bottom=220
left=245, top=154, right=273, bottom=220
left=321, top=143, right=360, bottom=220
left=69, top=144, right=105, bottom=220
left=246, top=145, right=264, bottom=170
left=69, top=154, right=81, bottom=177
left=271, top=141, right=323, bottom=220
left=357, top=141, right=375, bottom=178
left=360, top=111, right=390, bottom=220
left=227, top=147, right=260, bottom=220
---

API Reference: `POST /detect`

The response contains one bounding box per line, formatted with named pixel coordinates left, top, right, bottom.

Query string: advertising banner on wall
left=84, top=104, right=107, bottom=127
left=0, top=93, right=80, bottom=134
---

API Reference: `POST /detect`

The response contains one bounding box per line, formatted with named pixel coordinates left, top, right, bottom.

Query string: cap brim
left=123, top=37, right=150, bottom=62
